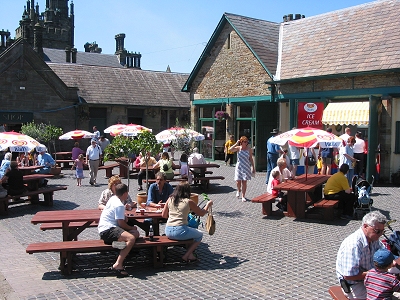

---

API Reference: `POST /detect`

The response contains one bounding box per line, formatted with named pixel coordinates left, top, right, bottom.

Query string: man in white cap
left=86, top=139, right=102, bottom=185
left=34, top=144, right=56, bottom=187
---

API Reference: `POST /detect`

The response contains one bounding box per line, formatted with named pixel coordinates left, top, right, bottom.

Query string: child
left=364, top=248, right=400, bottom=299
left=72, top=154, right=85, bottom=186
left=271, top=170, right=287, bottom=211
left=179, top=153, right=189, bottom=179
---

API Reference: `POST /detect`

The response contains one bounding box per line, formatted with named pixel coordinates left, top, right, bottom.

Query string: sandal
left=111, top=267, right=129, bottom=277
left=137, top=186, right=143, bottom=191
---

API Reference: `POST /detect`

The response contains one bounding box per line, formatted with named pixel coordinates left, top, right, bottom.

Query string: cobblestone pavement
left=1, top=162, right=399, bottom=299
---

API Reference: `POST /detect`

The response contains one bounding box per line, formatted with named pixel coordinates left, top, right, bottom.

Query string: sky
left=2, top=0, right=371, bottom=74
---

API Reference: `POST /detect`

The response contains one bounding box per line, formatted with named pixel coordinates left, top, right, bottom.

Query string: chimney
left=33, top=22, right=43, bottom=55
left=288, top=14, right=293, bottom=21
left=282, top=14, right=305, bottom=22
left=71, top=48, right=77, bottom=63
left=283, top=15, right=288, bottom=22
left=115, top=33, right=125, bottom=53
left=65, top=46, right=71, bottom=62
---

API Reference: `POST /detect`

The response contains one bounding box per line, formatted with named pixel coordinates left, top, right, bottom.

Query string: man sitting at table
left=34, top=145, right=55, bottom=187
left=137, top=151, right=157, bottom=191
left=146, top=172, right=174, bottom=207
left=324, top=163, right=355, bottom=220
left=188, top=147, right=206, bottom=175
left=98, top=183, right=140, bottom=277
left=1, top=161, right=26, bottom=196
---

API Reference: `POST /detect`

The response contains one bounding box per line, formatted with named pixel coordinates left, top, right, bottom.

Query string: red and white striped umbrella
left=0, top=132, right=41, bottom=152
left=59, top=130, right=96, bottom=140
left=106, top=124, right=152, bottom=137
left=155, top=127, right=205, bottom=143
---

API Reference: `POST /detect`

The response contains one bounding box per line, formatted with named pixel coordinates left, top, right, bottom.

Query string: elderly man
left=188, top=147, right=206, bottom=175
left=137, top=152, right=157, bottom=191
left=86, top=138, right=102, bottom=185
left=34, top=144, right=56, bottom=187
left=324, top=163, right=355, bottom=220
left=336, top=211, right=400, bottom=299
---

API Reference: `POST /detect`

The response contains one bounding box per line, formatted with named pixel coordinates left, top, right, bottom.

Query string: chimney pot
left=283, top=15, right=288, bottom=22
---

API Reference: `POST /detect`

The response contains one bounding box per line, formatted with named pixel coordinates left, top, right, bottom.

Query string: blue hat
left=91, top=139, right=97, bottom=143
left=373, top=249, right=397, bottom=266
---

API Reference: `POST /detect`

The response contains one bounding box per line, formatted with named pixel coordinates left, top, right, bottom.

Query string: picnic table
left=23, top=174, right=54, bottom=191
left=273, top=174, right=330, bottom=218
left=18, top=165, right=43, bottom=176
left=189, top=163, right=224, bottom=189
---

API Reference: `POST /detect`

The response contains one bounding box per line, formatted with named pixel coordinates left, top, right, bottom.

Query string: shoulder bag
left=205, top=207, right=216, bottom=235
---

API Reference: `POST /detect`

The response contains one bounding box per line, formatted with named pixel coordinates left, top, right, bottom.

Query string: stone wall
left=191, top=23, right=272, bottom=98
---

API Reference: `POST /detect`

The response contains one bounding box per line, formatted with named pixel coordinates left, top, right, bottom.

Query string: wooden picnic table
left=273, top=174, right=330, bottom=218
left=54, top=152, right=72, bottom=158
left=18, top=165, right=43, bottom=176
left=31, top=207, right=165, bottom=241
left=23, top=173, right=54, bottom=191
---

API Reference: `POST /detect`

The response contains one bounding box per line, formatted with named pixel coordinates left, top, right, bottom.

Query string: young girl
left=72, top=154, right=85, bottom=186
left=16, top=152, right=29, bottom=167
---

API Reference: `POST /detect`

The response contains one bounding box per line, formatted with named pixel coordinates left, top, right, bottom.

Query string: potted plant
left=215, top=110, right=229, bottom=122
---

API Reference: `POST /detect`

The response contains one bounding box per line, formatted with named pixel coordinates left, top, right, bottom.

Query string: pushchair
left=382, top=220, right=400, bottom=273
left=351, top=175, right=374, bottom=220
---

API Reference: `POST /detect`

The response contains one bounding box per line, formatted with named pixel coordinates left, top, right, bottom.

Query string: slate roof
left=224, top=13, right=280, bottom=75
left=43, top=48, right=123, bottom=68
left=48, top=63, right=190, bottom=107
left=278, top=0, right=400, bottom=81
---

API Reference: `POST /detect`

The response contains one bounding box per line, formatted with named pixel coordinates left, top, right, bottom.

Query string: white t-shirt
left=353, top=138, right=365, bottom=154
left=288, top=144, right=300, bottom=159
left=267, top=166, right=291, bottom=194
left=98, top=195, right=125, bottom=233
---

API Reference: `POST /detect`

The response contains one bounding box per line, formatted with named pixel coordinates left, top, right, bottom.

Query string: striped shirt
left=365, top=268, right=400, bottom=299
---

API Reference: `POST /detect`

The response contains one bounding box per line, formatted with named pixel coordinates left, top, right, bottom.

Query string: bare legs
left=113, top=230, right=138, bottom=271
left=236, top=180, right=248, bottom=201
left=182, top=241, right=201, bottom=261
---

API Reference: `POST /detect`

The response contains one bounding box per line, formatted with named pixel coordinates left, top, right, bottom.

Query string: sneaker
left=137, top=186, right=143, bottom=191
left=236, top=191, right=240, bottom=198
left=241, top=197, right=247, bottom=202
left=89, top=181, right=94, bottom=185
left=112, top=241, right=127, bottom=249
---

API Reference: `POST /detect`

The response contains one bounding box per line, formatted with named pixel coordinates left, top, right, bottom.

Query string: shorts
left=290, top=159, right=300, bottom=166
left=99, top=226, right=125, bottom=245
left=322, top=157, right=332, bottom=164
left=165, top=225, right=203, bottom=242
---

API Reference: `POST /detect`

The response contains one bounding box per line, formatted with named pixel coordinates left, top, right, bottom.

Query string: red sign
left=297, top=102, right=324, bottom=129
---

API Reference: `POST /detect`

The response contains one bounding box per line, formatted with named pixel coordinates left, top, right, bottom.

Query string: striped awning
left=321, top=102, right=370, bottom=125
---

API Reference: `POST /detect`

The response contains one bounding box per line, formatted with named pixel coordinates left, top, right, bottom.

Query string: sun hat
left=36, top=144, right=47, bottom=152
left=373, top=248, right=397, bottom=267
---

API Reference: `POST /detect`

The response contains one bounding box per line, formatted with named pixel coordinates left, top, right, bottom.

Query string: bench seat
left=328, top=286, right=347, bottom=300
left=55, top=159, right=74, bottom=169
left=192, top=176, right=225, bottom=189
left=40, top=221, right=99, bottom=231
left=312, top=199, right=339, bottom=221
left=0, top=186, right=67, bottom=215
left=251, top=193, right=284, bottom=216
left=99, top=163, right=120, bottom=178
left=143, top=178, right=188, bottom=184
left=26, top=236, right=193, bottom=274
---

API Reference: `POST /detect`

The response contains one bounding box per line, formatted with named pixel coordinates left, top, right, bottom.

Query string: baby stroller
left=351, top=175, right=374, bottom=220
left=382, top=220, right=400, bottom=273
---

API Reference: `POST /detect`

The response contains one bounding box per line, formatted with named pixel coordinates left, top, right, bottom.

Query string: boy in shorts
left=98, top=183, right=140, bottom=277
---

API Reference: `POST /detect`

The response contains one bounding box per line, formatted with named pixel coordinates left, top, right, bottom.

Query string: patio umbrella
left=0, top=131, right=41, bottom=152
left=270, top=127, right=342, bottom=179
left=104, top=124, right=126, bottom=135
left=104, top=124, right=152, bottom=137
left=201, top=126, right=214, bottom=133
left=59, top=130, right=96, bottom=140
left=155, top=127, right=205, bottom=143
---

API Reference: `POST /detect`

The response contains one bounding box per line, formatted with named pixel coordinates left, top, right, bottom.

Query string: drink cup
left=160, top=203, right=165, bottom=209
left=140, top=202, right=146, bottom=209
left=140, top=209, right=145, bottom=215
left=155, top=204, right=161, bottom=210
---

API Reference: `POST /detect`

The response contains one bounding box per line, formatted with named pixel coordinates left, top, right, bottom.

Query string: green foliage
left=104, top=131, right=163, bottom=162
left=202, top=193, right=210, bottom=201
left=21, top=122, right=63, bottom=144
left=172, top=118, right=198, bottom=155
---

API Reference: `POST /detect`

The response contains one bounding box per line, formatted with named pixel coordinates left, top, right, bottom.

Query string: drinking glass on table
left=140, top=202, right=146, bottom=210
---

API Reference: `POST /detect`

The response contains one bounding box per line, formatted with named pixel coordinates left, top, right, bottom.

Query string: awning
left=321, top=102, right=369, bottom=125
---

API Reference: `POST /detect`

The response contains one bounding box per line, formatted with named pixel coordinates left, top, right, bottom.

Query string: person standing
left=86, top=139, right=102, bottom=185
left=71, top=154, right=85, bottom=186
left=224, top=135, right=235, bottom=166
left=98, top=183, right=139, bottom=277
left=230, top=136, right=255, bottom=202
left=71, top=142, right=84, bottom=160
left=288, top=144, right=300, bottom=178
left=303, top=147, right=317, bottom=175
left=336, top=211, right=390, bottom=298
left=319, top=128, right=335, bottom=175
left=339, top=136, right=358, bottom=186
left=340, top=127, right=351, bottom=146
left=354, top=131, right=366, bottom=178
left=92, top=126, right=100, bottom=142
left=266, top=129, right=283, bottom=184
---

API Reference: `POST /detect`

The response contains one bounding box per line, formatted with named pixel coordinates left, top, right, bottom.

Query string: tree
left=21, top=122, right=63, bottom=156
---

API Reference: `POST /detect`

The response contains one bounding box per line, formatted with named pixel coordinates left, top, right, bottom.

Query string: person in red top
left=271, top=170, right=286, bottom=211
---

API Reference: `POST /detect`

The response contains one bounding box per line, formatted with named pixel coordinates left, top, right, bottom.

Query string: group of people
left=96, top=173, right=213, bottom=277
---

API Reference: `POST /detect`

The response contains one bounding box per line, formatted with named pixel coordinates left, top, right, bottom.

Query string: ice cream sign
left=297, top=102, right=324, bottom=129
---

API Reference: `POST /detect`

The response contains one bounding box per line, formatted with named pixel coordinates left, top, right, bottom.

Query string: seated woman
left=1, top=161, right=26, bottom=196
left=16, top=152, right=29, bottom=167
left=0, top=152, right=12, bottom=179
left=98, top=175, right=149, bottom=234
left=161, top=182, right=213, bottom=263
left=154, top=152, right=177, bottom=180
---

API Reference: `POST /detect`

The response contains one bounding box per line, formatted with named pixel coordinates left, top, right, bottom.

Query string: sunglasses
left=367, top=224, right=384, bottom=235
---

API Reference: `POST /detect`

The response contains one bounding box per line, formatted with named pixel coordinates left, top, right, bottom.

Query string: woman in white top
left=353, top=131, right=366, bottom=178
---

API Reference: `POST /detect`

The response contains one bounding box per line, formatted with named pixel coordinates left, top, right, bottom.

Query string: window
left=127, top=109, right=144, bottom=125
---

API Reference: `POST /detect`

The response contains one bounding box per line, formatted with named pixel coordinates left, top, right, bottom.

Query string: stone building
left=0, top=0, right=190, bottom=151
left=183, top=0, right=400, bottom=182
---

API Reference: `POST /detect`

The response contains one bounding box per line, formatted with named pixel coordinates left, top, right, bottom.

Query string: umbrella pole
left=305, top=148, right=309, bottom=180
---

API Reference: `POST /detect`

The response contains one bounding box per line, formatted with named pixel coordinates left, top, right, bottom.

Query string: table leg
left=287, top=191, right=306, bottom=218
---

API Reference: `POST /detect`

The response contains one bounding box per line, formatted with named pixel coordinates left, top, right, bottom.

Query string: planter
left=50, top=166, right=61, bottom=175
left=190, top=193, right=199, bottom=205
left=137, top=192, right=148, bottom=206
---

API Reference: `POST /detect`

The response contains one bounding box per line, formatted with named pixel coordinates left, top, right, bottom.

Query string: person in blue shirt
left=0, top=152, right=12, bottom=179
left=266, top=129, right=283, bottom=184
left=34, top=145, right=55, bottom=187
left=146, top=172, right=174, bottom=207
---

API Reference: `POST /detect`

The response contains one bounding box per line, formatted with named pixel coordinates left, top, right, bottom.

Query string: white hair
left=4, top=152, right=12, bottom=160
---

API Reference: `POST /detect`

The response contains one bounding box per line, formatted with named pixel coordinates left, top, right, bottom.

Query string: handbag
left=187, top=212, right=200, bottom=228
left=307, top=155, right=316, bottom=166
left=205, top=207, right=216, bottom=235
